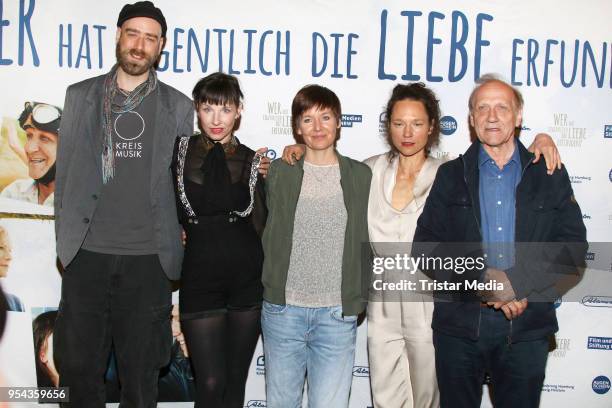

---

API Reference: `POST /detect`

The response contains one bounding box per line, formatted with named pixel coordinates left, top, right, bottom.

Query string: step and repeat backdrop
left=0, top=0, right=610, bottom=407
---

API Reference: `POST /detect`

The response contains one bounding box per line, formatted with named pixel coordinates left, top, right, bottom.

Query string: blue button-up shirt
left=478, top=141, right=522, bottom=270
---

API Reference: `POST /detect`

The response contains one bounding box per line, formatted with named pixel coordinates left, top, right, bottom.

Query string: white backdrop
left=0, top=1, right=610, bottom=407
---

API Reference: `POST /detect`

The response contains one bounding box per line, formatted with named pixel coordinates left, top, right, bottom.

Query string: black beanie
left=117, top=1, right=167, bottom=37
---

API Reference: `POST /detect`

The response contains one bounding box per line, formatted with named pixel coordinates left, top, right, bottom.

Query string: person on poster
left=105, top=305, right=195, bottom=403
left=32, top=310, right=60, bottom=388
left=413, top=75, right=587, bottom=408
left=52, top=2, right=194, bottom=406
left=0, top=102, right=62, bottom=207
left=0, top=225, right=24, bottom=312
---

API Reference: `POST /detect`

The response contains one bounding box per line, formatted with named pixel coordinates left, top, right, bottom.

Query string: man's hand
left=256, top=147, right=270, bottom=178
left=528, top=133, right=562, bottom=175
left=282, top=144, right=306, bottom=165
left=488, top=298, right=528, bottom=320
left=480, top=268, right=516, bottom=303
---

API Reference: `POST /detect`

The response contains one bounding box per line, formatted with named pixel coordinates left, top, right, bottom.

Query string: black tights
left=181, top=308, right=261, bottom=408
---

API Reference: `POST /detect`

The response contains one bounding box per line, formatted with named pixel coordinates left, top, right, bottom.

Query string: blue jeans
left=261, top=301, right=357, bottom=408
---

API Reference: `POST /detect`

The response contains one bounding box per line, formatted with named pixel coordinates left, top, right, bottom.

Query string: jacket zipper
left=508, top=158, right=532, bottom=347
left=460, top=155, right=484, bottom=339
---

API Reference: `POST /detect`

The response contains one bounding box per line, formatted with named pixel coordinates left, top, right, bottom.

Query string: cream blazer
left=364, top=153, right=447, bottom=250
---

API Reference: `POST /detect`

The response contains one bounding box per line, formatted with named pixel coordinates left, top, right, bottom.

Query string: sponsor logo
left=588, top=337, right=612, bottom=351
left=582, top=296, right=612, bottom=308
left=520, top=125, right=531, bottom=131
left=266, top=149, right=277, bottom=160
left=585, top=252, right=595, bottom=261
left=256, top=355, right=265, bottom=376
left=547, top=113, right=587, bottom=148
left=440, top=116, right=457, bottom=136
left=553, top=297, right=562, bottom=309
left=542, top=384, right=575, bottom=393
left=583, top=214, right=592, bottom=220
left=378, top=111, right=388, bottom=135
left=604, top=125, right=612, bottom=138
left=592, top=376, right=611, bottom=394
left=569, top=175, right=592, bottom=184
left=352, top=365, right=370, bottom=377
left=341, top=114, right=363, bottom=128
left=245, top=400, right=267, bottom=408
left=263, top=101, right=291, bottom=136
left=551, top=337, right=570, bottom=358
left=431, top=151, right=451, bottom=160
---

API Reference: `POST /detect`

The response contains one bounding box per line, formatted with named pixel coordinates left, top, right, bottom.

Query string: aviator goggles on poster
left=18, top=101, right=63, bottom=134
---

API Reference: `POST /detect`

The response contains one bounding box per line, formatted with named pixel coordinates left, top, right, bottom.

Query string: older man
left=53, top=2, right=193, bottom=406
left=414, top=75, right=587, bottom=408
left=1, top=102, right=62, bottom=206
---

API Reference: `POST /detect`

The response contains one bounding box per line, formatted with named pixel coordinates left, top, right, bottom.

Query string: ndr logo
left=353, top=366, right=370, bottom=377
left=341, top=114, right=363, bottom=128
left=582, top=296, right=612, bottom=308
left=592, top=376, right=611, bottom=394
left=245, top=400, right=267, bottom=408
left=604, top=125, right=612, bottom=138
left=440, top=116, right=457, bottom=136
left=585, top=252, right=595, bottom=261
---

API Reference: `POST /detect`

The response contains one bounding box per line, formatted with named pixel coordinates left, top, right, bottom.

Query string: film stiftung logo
left=548, top=113, right=587, bottom=148
left=263, top=102, right=291, bottom=136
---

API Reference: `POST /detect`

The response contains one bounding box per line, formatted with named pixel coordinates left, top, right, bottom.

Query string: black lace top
left=172, top=135, right=266, bottom=236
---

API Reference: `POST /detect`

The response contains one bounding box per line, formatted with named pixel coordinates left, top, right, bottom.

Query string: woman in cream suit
left=364, top=83, right=444, bottom=408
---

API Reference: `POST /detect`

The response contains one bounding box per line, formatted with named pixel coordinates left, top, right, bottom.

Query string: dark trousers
left=433, top=307, right=549, bottom=408
left=54, top=249, right=172, bottom=408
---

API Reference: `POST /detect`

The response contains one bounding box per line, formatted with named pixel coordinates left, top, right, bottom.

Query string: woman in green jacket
left=260, top=84, right=371, bottom=408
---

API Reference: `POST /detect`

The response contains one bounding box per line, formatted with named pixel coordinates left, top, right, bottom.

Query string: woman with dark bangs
left=173, top=72, right=266, bottom=407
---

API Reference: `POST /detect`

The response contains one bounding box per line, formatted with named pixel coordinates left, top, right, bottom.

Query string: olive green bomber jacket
left=261, top=152, right=372, bottom=316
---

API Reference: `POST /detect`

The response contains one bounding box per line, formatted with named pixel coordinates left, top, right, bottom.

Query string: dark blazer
left=54, top=74, right=194, bottom=280
left=414, top=139, right=587, bottom=341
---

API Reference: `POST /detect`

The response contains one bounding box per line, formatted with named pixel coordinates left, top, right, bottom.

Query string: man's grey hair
left=468, top=73, right=524, bottom=112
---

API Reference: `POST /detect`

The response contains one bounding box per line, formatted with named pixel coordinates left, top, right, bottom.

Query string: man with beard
left=1, top=102, right=61, bottom=207
left=53, top=2, right=194, bottom=406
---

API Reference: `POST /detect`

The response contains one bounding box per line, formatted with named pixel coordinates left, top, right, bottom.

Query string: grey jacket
left=54, top=74, right=194, bottom=280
